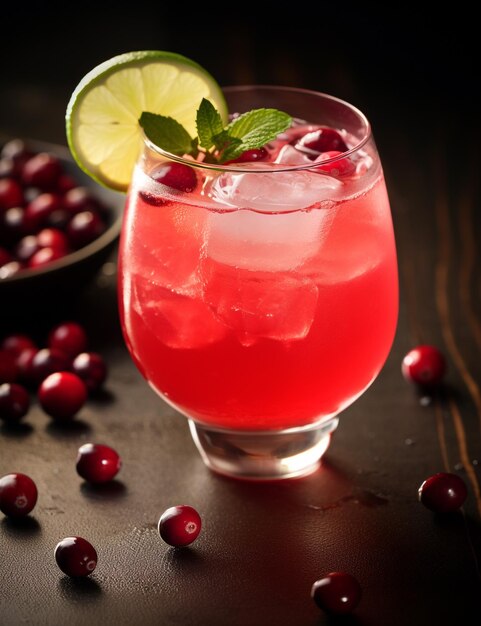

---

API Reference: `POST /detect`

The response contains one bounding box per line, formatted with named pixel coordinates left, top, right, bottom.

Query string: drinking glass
left=118, top=86, right=398, bottom=480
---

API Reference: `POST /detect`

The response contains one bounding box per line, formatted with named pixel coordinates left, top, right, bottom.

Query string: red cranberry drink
left=118, top=89, right=398, bottom=478
left=66, top=56, right=398, bottom=479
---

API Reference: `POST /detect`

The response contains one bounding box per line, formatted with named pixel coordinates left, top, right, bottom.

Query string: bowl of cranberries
left=0, top=138, right=123, bottom=307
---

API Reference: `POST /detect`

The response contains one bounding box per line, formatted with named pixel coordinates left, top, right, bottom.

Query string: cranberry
left=226, top=147, right=269, bottom=163
left=22, top=153, right=62, bottom=190
left=56, top=174, right=77, bottom=194
left=0, top=158, right=18, bottom=180
left=0, top=247, right=11, bottom=266
left=71, top=352, right=107, bottom=391
left=38, top=372, right=87, bottom=420
left=67, top=211, right=105, bottom=249
left=30, top=348, right=70, bottom=385
left=0, top=178, right=24, bottom=210
left=37, top=228, right=69, bottom=254
left=418, top=472, right=467, bottom=513
left=16, top=347, right=38, bottom=383
left=316, top=151, right=355, bottom=177
left=0, top=383, right=30, bottom=422
left=311, top=572, right=362, bottom=615
left=63, top=187, right=99, bottom=214
left=45, top=207, right=70, bottom=230
left=158, top=505, right=202, bottom=547
left=28, top=246, right=66, bottom=269
left=15, top=235, right=41, bottom=263
left=1, top=139, right=33, bottom=163
left=1, top=334, right=36, bottom=357
left=48, top=322, right=87, bottom=358
left=402, top=345, right=446, bottom=386
left=152, top=162, right=197, bottom=192
left=0, top=261, right=23, bottom=279
left=25, top=193, right=63, bottom=231
left=297, top=127, right=348, bottom=154
left=54, top=537, right=97, bottom=577
left=0, top=473, right=38, bottom=517
left=139, top=192, right=168, bottom=207
left=1, top=207, right=32, bottom=242
left=0, top=350, right=18, bottom=383
left=76, top=443, right=121, bottom=483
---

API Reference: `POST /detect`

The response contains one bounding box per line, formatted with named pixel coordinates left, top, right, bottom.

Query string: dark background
left=1, top=3, right=478, bottom=144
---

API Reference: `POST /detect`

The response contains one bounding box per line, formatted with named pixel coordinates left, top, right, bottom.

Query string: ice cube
left=205, top=167, right=340, bottom=271
left=201, top=258, right=318, bottom=344
left=128, top=191, right=206, bottom=297
left=208, top=166, right=341, bottom=213
left=274, top=145, right=313, bottom=166
left=131, top=276, right=227, bottom=350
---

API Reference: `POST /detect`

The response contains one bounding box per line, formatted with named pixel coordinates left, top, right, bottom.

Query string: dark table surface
left=1, top=5, right=480, bottom=625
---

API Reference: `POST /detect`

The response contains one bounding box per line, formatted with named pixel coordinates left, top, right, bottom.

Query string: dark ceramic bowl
left=0, top=141, right=125, bottom=314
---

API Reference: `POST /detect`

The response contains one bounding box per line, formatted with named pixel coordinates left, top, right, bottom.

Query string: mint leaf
left=139, top=112, right=193, bottom=155
left=220, top=108, right=291, bottom=161
left=212, top=130, right=242, bottom=153
left=196, top=98, right=224, bottom=150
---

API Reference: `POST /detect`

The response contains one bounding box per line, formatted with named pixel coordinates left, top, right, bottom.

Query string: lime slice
left=66, top=51, right=227, bottom=191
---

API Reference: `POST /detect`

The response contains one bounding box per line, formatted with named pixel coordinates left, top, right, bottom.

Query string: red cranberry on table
left=0, top=473, right=38, bottom=517
left=30, top=348, right=70, bottom=385
left=418, top=472, right=467, bottom=513
left=54, top=537, right=97, bottom=577
left=76, top=443, right=121, bottom=483
left=38, top=372, right=87, bottom=420
left=402, top=345, right=446, bottom=387
left=71, top=352, right=107, bottom=391
left=0, top=178, right=24, bottom=210
left=311, top=572, right=362, bottom=615
left=297, top=127, right=348, bottom=154
left=48, top=322, right=87, bottom=358
left=0, top=383, right=30, bottom=422
left=152, top=162, right=197, bottom=192
left=16, top=347, right=38, bottom=383
left=158, top=505, right=202, bottom=547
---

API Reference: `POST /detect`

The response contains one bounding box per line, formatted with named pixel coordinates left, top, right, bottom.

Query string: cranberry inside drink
left=119, top=95, right=398, bottom=437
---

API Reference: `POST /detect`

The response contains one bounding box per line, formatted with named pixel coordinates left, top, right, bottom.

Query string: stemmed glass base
left=188, top=417, right=339, bottom=480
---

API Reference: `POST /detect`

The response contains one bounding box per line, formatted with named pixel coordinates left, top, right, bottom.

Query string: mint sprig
left=139, top=98, right=292, bottom=164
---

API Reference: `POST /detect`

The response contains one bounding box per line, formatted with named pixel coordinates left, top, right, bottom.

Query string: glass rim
left=143, top=85, right=372, bottom=174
